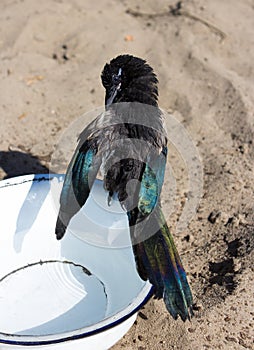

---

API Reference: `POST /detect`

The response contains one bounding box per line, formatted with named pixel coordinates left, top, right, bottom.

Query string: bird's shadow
left=0, top=150, right=53, bottom=252
left=0, top=150, right=49, bottom=179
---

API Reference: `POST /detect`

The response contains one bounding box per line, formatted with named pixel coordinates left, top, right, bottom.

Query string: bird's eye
left=112, top=68, right=122, bottom=85
left=112, top=74, right=121, bottom=85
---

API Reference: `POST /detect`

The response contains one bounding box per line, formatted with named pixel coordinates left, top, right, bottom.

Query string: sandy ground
left=0, top=0, right=254, bottom=349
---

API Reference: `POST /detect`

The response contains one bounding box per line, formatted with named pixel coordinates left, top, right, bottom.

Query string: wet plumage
left=55, top=54, right=193, bottom=321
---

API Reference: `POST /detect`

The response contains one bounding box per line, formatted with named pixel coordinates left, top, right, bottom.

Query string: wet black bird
left=55, top=54, right=193, bottom=321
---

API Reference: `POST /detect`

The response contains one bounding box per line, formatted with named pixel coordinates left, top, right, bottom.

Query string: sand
left=0, top=0, right=253, bottom=349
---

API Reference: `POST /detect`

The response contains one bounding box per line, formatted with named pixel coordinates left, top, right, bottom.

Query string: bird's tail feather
left=133, top=208, right=193, bottom=321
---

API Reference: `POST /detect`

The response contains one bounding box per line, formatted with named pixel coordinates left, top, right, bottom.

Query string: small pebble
left=138, top=311, right=148, bottom=320
left=234, top=259, right=241, bottom=272
left=208, top=210, right=221, bottom=224
left=238, top=338, right=248, bottom=348
left=240, top=331, right=247, bottom=340
left=225, top=335, right=237, bottom=343
left=192, top=303, right=203, bottom=311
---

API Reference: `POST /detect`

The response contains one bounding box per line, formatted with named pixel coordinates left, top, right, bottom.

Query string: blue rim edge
left=0, top=174, right=155, bottom=346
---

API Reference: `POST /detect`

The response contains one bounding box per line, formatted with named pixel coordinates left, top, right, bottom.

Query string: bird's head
left=101, top=54, right=158, bottom=107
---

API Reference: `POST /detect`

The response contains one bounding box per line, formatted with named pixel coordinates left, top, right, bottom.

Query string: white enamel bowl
left=0, top=174, right=152, bottom=350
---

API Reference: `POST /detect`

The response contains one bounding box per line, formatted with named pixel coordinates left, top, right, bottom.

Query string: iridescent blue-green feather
left=138, top=147, right=167, bottom=216
left=156, top=209, right=193, bottom=320
left=135, top=207, right=193, bottom=321
left=55, top=142, right=100, bottom=240
left=71, top=148, right=94, bottom=207
left=129, top=144, right=193, bottom=320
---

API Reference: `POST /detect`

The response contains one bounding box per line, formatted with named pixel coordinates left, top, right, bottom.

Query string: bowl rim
left=0, top=174, right=153, bottom=346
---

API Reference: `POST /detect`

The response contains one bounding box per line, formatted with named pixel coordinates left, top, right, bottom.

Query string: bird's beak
left=106, top=83, right=121, bottom=106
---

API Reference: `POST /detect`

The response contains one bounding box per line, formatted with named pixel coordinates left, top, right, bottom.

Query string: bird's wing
left=55, top=138, right=101, bottom=240
left=135, top=206, right=193, bottom=321
left=127, top=145, right=167, bottom=245
left=127, top=145, right=193, bottom=321
left=138, top=145, right=167, bottom=216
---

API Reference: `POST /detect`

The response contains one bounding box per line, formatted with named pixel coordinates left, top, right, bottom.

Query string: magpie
left=55, top=54, right=193, bottom=321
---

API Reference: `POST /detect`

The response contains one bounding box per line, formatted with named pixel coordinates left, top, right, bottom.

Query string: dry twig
left=126, top=1, right=226, bottom=41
